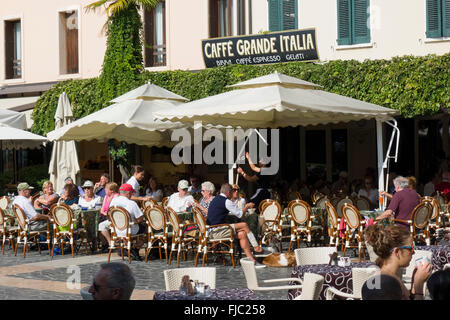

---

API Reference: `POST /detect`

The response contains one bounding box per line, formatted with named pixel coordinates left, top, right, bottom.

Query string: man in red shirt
left=375, top=176, right=421, bottom=230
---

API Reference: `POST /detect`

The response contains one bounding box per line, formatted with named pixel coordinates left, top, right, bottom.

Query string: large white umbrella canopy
left=46, top=83, right=190, bottom=146
left=154, top=71, right=398, bottom=127
left=0, top=109, right=27, bottom=130
left=48, top=92, right=81, bottom=194
left=0, top=123, right=46, bottom=149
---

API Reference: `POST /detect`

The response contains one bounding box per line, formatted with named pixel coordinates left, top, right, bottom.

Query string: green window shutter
left=268, top=0, right=282, bottom=31
left=352, top=0, right=370, bottom=44
left=282, top=0, right=298, bottom=30
left=443, top=0, right=450, bottom=36
left=337, top=0, right=352, bottom=45
left=426, top=0, right=442, bottom=38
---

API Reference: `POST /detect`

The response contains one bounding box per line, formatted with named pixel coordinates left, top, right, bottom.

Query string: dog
left=262, top=252, right=296, bottom=267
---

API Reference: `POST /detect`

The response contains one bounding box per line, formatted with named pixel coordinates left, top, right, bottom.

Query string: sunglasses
left=390, top=245, right=414, bottom=253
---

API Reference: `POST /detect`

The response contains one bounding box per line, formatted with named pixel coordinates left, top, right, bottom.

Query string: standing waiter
left=237, top=152, right=272, bottom=212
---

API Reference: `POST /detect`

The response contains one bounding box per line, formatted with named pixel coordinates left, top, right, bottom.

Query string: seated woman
left=63, top=183, right=80, bottom=206
left=145, top=177, right=163, bottom=202
left=34, top=181, right=59, bottom=213
left=78, top=180, right=103, bottom=209
left=358, top=176, right=378, bottom=208
left=364, top=224, right=431, bottom=300
left=192, top=181, right=215, bottom=217
left=231, top=184, right=246, bottom=210
left=98, top=182, right=119, bottom=252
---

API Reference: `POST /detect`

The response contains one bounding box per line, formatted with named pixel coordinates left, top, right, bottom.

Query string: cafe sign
left=202, top=28, right=319, bottom=68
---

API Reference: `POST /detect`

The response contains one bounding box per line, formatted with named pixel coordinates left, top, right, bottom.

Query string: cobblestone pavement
left=0, top=243, right=360, bottom=300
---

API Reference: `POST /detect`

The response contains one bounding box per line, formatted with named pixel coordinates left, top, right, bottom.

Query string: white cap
left=82, top=180, right=94, bottom=188
left=178, top=179, right=189, bottom=190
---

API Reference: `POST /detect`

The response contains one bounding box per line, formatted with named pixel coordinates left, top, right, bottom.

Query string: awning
left=0, top=96, right=39, bottom=129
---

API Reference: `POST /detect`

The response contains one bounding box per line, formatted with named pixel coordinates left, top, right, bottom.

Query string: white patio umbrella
left=154, top=72, right=400, bottom=202
left=48, top=92, right=81, bottom=194
left=0, top=123, right=46, bottom=183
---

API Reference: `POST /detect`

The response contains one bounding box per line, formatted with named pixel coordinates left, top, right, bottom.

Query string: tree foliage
left=32, top=53, right=450, bottom=136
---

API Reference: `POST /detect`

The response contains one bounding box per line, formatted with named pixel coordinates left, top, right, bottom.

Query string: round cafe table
left=153, top=288, right=259, bottom=300
left=288, top=262, right=375, bottom=300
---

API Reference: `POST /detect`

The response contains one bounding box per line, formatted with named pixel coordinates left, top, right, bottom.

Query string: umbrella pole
left=13, top=148, right=17, bottom=184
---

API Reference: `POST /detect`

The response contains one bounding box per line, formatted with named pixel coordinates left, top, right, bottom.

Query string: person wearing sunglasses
left=192, top=181, right=215, bottom=217
left=88, top=262, right=135, bottom=300
left=78, top=180, right=103, bottom=209
left=365, top=224, right=431, bottom=300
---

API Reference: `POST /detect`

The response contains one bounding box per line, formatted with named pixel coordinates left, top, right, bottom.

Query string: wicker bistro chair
left=390, top=201, right=433, bottom=246
left=30, top=192, right=41, bottom=205
left=0, top=196, right=10, bottom=210
left=258, top=199, right=274, bottom=214
left=163, top=267, right=217, bottom=291
left=325, top=201, right=341, bottom=248
left=311, top=191, right=324, bottom=205
left=259, top=200, right=283, bottom=250
left=240, top=258, right=305, bottom=292
left=423, top=197, right=444, bottom=244
left=166, top=206, right=198, bottom=267
left=336, top=196, right=354, bottom=217
left=0, top=208, right=17, bottom=254
left=355, top=195, right=371, bottom=211
left=341, top=203, right=367, bottom=261
left=193, top=207, right=235, bottom=268
left=287, top=200, right=323, bottom=252
left=325, top=267, right=378, bottom=300
left=143, top=205, right=169, bottom=263
left=107, top=206, right=146, bottom=264
left=50, top=203, right=89, bottom=258
left=292, top=273, right=325, bottom=300
left=314, top=195, right=329, bottom=210
left=142, top=198, right=158, bottom=211
left=12, top=204, right=51, bottom=258
left=161, top=197, right=169, bottom=209
left=294, top=247, right=338, bottom=266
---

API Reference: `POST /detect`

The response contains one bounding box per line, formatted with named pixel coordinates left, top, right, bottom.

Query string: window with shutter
left=337, top=0, right=370, bottom=45
left=268, top=0, right=282, bottom=31
left=427, top=0, right=442, bottom=38
left=282, top=0, right=297, bottom=30
left=442, top=0, right=450, bottom=36
left=268, top=0, right=297, bottom=31
left=144, top=1, right=166, bottom=67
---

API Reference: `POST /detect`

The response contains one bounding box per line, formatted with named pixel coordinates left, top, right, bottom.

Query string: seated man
left=207, top=183, right=268, bottom=268
left=13, top=182, right=50, bottom=231
left=98, top=183, right=145, bottom=260
left=88, top=262, right=136, bottom=300
left=167, top=179, right=195, bottom=212
left=375, top=176, right=420, bottom=230
left=94, top=173, right=110, bottom=198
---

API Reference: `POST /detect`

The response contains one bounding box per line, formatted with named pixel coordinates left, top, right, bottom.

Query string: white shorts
left=98, top=220, right=111, bottom=232
left=98, top=220, right=140, bottom=237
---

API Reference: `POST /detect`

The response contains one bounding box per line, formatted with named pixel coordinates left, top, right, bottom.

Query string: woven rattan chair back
left=311, top=191, right=324, bottom=204
left=163, top=267, right=217, bottom=291
left=261, top=200, right=281, bottom=222
left=412, top=201, right=432, bottom=230
left=325, top=201, right=339, bottom=229
left=161, top=197, right=169, bottom=209
left=166, top=206, right=181, bottom=235
left=13, top=204, right=27, bottom=230
left=258, top=199, right=274, bottom=213
left=51, top=203, right=73, bottom=228
left=337, top=197, right=354, bottom=216
left=0, top=196, right=10, bottom=210
left=294, top=247, right=337, bottom=266
left=341, top=203, right=362, bottom=230
left=330, top=196, right=341, bottom=209
left=144, top=205, right=166, bottom=231
left=108, top=206, right=131, bottom=233
left=288, top=200, right=310, bottom=225
left=142, top=198, right=158, bottom=210
left=293, top=273, right=324, bottom=300
left=352, top=267, right=379, bottom=299
left=193, top=207, right=207, bottom=235
left=0, top=208, right=5, bottom=226
left=433, top=192, right=447, bottom=207
left=355, top=195, right=371, bottom=211
left=315, top=196, right=329, bottom=209
left=30, top=193, right=40, bottom=205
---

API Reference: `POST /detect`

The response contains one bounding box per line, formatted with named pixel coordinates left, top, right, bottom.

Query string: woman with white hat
left=78, top=180, right=103, bottom=209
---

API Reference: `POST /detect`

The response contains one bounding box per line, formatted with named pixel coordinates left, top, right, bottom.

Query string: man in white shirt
left=98, top=183, right=145, bottom=260
left=13, top=182, right=49, bottom=231
left=167, top=180, right=195, bottom=212
left=126, top=165, right=152, bottom=203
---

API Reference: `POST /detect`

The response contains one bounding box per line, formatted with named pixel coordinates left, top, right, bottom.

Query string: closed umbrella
left=48, top=92, right=81, bottom=195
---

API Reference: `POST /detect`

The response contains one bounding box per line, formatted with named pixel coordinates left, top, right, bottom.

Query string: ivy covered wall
left=31, top=53, right=450, bottom=136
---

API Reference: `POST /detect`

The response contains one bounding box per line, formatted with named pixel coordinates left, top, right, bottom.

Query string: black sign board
left=202, top=28, right=319, bottom=68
